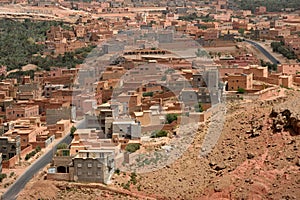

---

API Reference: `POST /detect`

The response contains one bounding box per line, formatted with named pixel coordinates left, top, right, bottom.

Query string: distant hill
left=232, top=0, right=300, bottom=12
left=0, top=19, right=96, bottom=77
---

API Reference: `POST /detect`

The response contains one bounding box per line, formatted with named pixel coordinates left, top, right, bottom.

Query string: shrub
left=122, top=181, right=130, bottom=190
left=25, top=154, right=30, bottom=161
left=194, top=102, right=203, bottom=112
left=70, top=126, right=77, bottom=138
left=29, top=150, right=36, bottom=157
left=137, top=185, right=141, bottom=191
left=57, top=143, right=68, bottom=150
left=9, top=172, right=15, bottom=178
left=237, top=88, right=245, bottom=94
left=115, top=168, right=120, bottom=175
left=166, top=114, right=178, bottom=124
left=130, top=172, right=137, bottom=185
left=142, top=92, right=153, bottom=97
left=151, top=130, right=168, bottom=138
left=35, top=146, right=41, bottom=152
left=0, top=173, right=7, bottom=182
left=125, top=143, right=140, bottom=153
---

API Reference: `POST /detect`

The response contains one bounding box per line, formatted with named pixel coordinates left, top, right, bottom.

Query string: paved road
left=244, top=39, right=281, bottom=65
left=1, top=120, right=85, bottom=200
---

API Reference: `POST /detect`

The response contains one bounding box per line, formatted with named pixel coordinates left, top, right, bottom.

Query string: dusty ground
left=17, top=180, right=148, bottom=200
left=0, top=150, right=44, bottom=197
left=17, top=90, right=300, bottom=200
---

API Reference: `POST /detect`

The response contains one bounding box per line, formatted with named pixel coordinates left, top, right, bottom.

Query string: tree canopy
left=232, top=0, right=300, bottom=12
left=0, top=19, right=96, bottom=72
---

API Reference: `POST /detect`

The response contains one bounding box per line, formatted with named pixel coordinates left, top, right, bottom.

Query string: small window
left=97, top=163, right=102, bottom=168
left=77, top=171, right=82, bottom=175
left=77, top=163, right=82, bottom=168
left=88, top=171, right=92, bottom=175
left=88, top=163, right=92, bottom=168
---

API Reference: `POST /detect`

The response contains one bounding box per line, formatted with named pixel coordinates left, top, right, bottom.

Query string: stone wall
left=2, top=155, right=18, bottom=168
left=47, top=173, right=71, bottom=181
left=20, top=145, right=33, bottom=159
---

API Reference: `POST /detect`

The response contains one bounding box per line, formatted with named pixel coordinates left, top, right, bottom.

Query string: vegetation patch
left=151, top=130, right=168, bottom=138
left=166, top=114, right=178, bottom=124
left=125, top=143, right=140, bottom=153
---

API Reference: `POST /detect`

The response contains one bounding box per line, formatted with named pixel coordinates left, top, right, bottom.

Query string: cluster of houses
left=24, top=0, right=299, bottom=59
left=44, top=19, right=113, bottom=56
left=0, top=0, right=300, bottom=184
left=0, top=68, right=78, bottom=168
left=45, top=29, right=299, bottom=183
left=45, top=30, right=220, bottom=182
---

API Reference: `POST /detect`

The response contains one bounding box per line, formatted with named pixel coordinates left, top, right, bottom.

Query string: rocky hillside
left=17, top=90, right=300, bottom=200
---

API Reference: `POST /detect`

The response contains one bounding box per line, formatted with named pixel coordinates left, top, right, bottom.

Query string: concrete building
left=226, top=73, right=253, bottom=91
left=278, top=64, right=300, bottom=75
left=6, top=104, right=39, bottom=121
left=116, top=91, right=142, bottom=114
left=0, top=135, right=21, bottom=161
left=279, top=75, right=293, bottom=88
left=44, top=84, right=64, bottom=98
left=112, top=119, right=141, bottom=139
left=180, top=87, right=211, bottom=107
left=96, top=102, right=113, bottom=136
left=244, top=65, right=268, bottom=78
left=54, top=120, right=71, bottom=138
left=48, top=149, right=115, bottom=184
left=102, top=42, right=125, bottom=54
left=5, top=125, right=47, bottom=150
left=17, top=83, right=42, bottom=100
left=46, top=106, right=73, bottom=125
left=73, top=150, right=114, bottom=184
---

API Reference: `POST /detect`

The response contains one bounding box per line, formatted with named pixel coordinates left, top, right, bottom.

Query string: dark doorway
left=57, top=166, right=67, bottom=173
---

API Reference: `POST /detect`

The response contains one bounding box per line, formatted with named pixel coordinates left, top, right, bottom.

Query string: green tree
left=0, top=174, right=7, bottom=182
left=130, top=172, right=137, bottom=185
left=35, top=146, right=41, bottom=152
left=151, top=130, right=168, bottom=138
left=237, top=88, right=245, bottom=94
left=238, top=28, right=245, bottom=36
left=194, top=102, right=203, bottom=112
left=125, top=143, right=140, bottom=153
left=115, top=168, right=120, bottom=175
left=57, top=143, right=68, bottom=150
left=25, top=154, right=30, bottom=161
left=166, top=114, right=178, bottom=124
left=70, top=126, right=77, bottom=138
left=142, top=92, right=153, bottom=97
